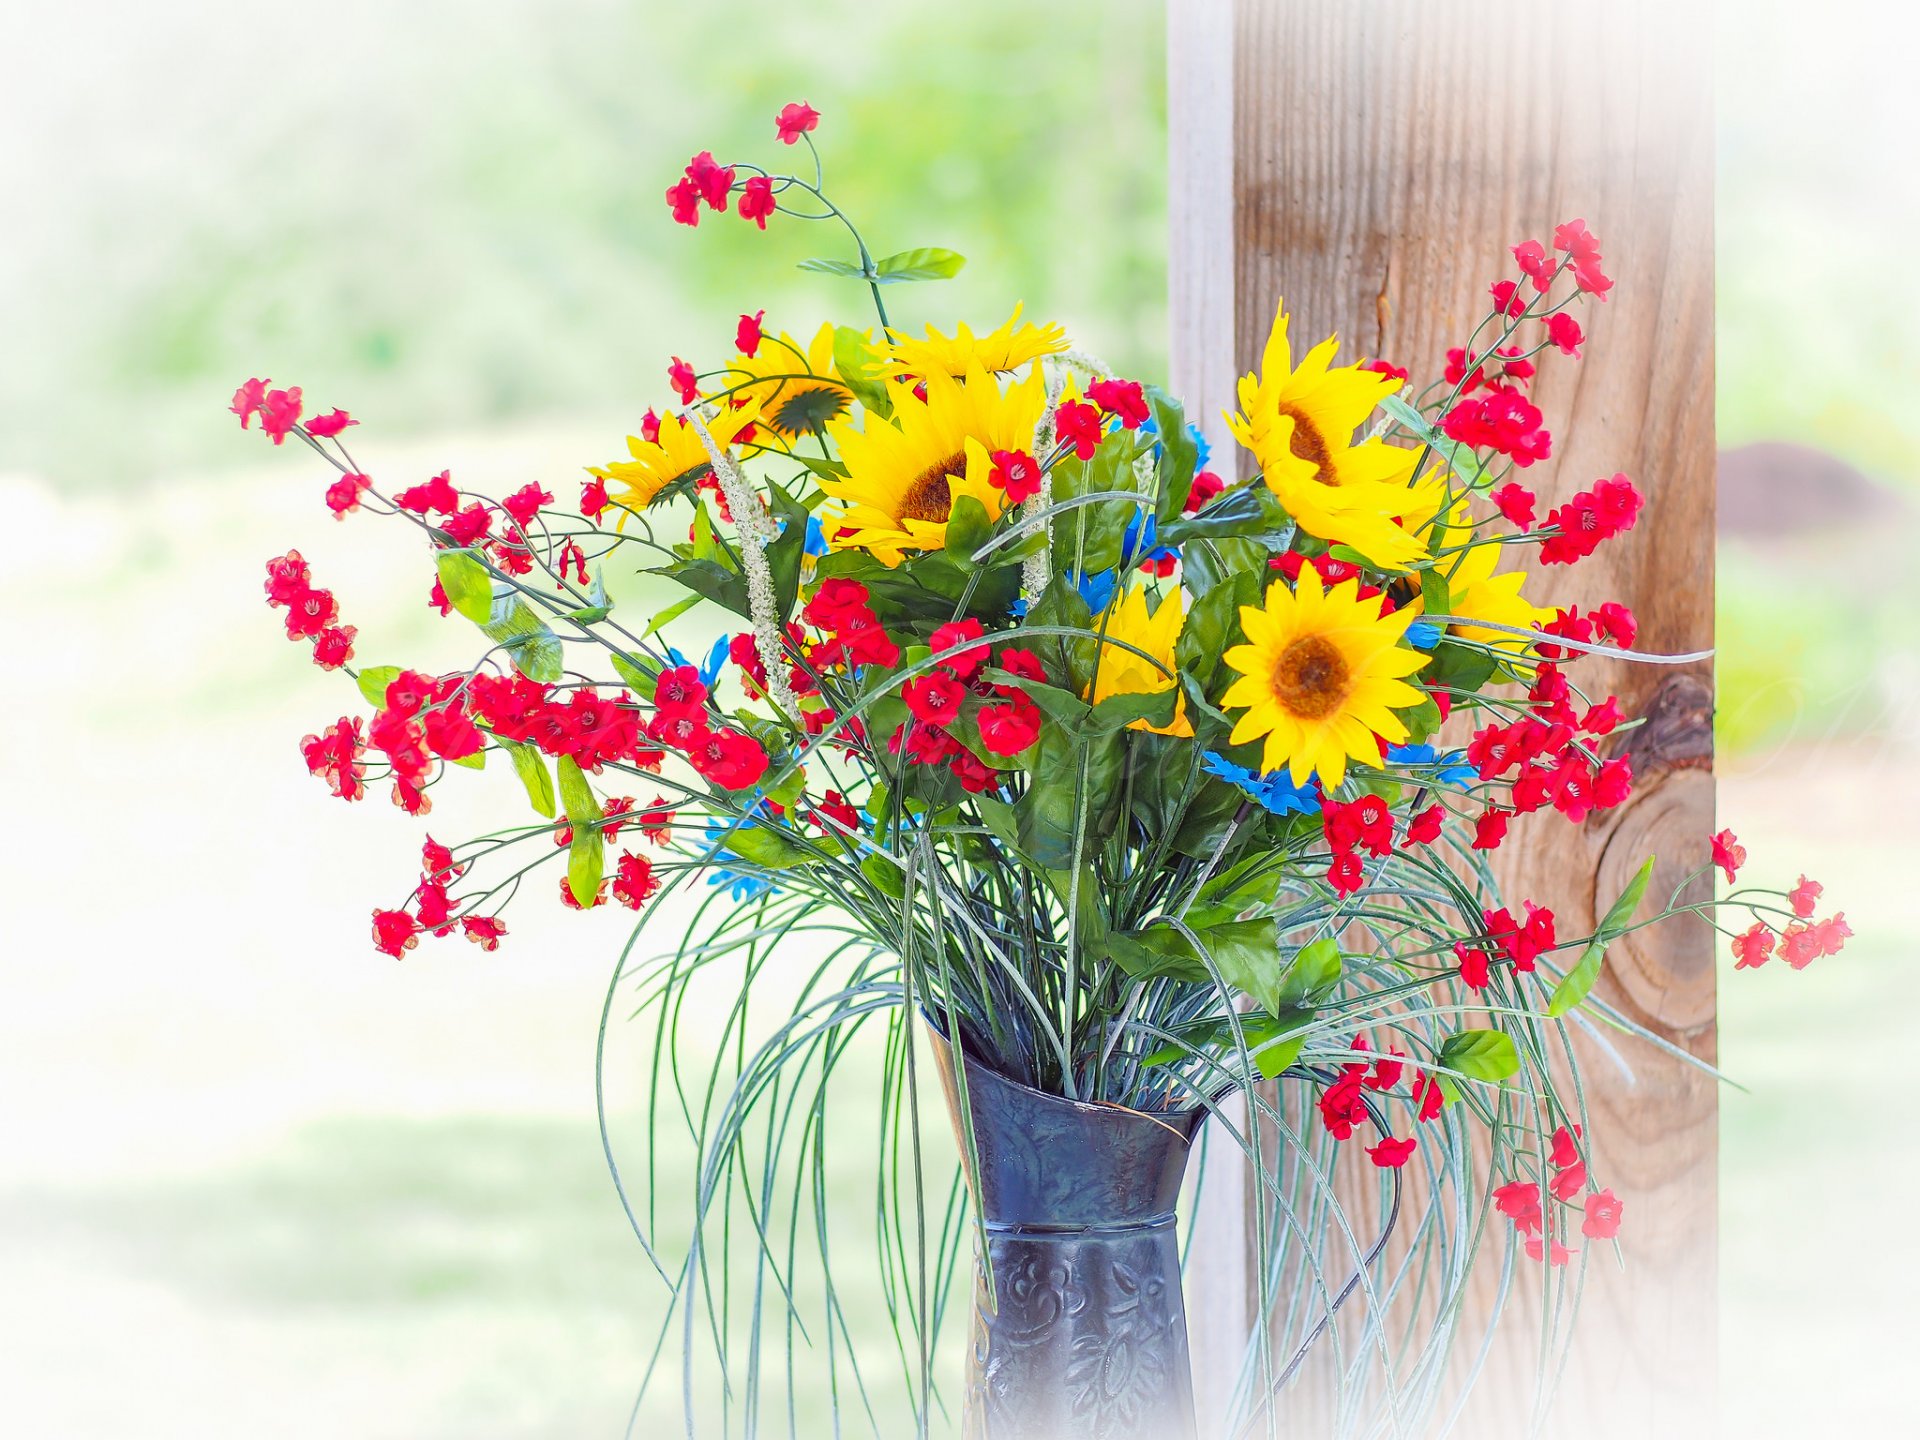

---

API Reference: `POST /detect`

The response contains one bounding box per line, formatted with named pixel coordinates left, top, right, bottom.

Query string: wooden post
left=1169, top=2, right=1717, bottom=1435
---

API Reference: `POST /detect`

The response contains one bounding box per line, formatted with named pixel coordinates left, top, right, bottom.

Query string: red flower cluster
left=1466, top=662, right=1633, bottom=828
left=1483, top=900, right=1557, bottom=973
left=371, top=837, right=509, bottom=958
left=1553, top=219, right=1612, bottom=300
left=803, top=579, right=903, bottom=668
left=231, top=378, right=306, bottom=445
left=301, top=717, right=367, bottom=801
left=890, top=633, right=1044, bottom=783
left=1054, top=399, right=1104, bottom=460
left=264, top=550, right=358, bottom=673
left=1538, top=601, right=1638, bottom=658
left=1491, top=1121, right=1612, bottom=1265
left=1086, top=378, right=1149, bottom=429
left=1442, top=387, right=1552, bottom=467
left=1318, top=1036, right=1458, bottom=1161
left=1321, top=793, right=1393, bottom=896
left=1538, top=473, right=1644, bottom=566
left=650, top=668, right=771, bottom=792
left=1445, top=344, right=1534, bottom=396
left=667, top=151, right=736, bottom=227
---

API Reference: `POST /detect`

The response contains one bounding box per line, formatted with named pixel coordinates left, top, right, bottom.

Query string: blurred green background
left=2, top=0, right=1914, bottom=1435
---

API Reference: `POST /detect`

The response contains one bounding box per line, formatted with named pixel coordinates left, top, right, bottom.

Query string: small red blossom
left=559, top=873, right=608, bottom=910
left=738, top=175, right=776, bottom=230
left=461, top=915, right=506, bottom=950
left=1184, top=470, right=1225, bottom=514
left=812, top=789, right=861, bottom=833
left=311, top=624, right=357, bottom=671
left=930, top=618, right=989, bottom=678
left=1583, top=1188, right=1624, bottom=1240
left=1493, top=1180, right=1544, bottom=1236
left=1512, top=239, right=1556, bottom=293
left=1404, top=804, right=1444, bottom=848
left=1054, top=400, right=1104, bottom=460
left=1525, top=1234, right=1575, bottom=1267
left=1490, top=482, right=1536, bottom=530
left=666, top=178, right=702, bottom=226
left=1086, top=378, right=1150, bottom=429
left=1788, top=875, right=1823, bottom=919
left=685, top=151, right=734, bottom=212
left=1546, top=312, right=1585, bottom=356
left=1549, top=1124, right=1583, bottom=1169
left=689, top=728, right=769, bottom=791
left=1367, top=1136, right=1417, bottom=1168
left=1361, top=358, right=1409, bottom=382
left=611, top=851, right=660, bottom=911
left=1780, top=922, right=1822, bottom=970
left=1553, top=218, right=1611, bottom=299
left=736, top=310, right=766, bottom=358
left=977, top=695, right=1043, bottom=756
left=325, top=471, right=372, bottom=519
left=1411, top=1072, right=1445, bottom=1122
left=1328, top=851, right=1365, bottom=898
left=775, top=101, right=820, bottom=145
left=422, top=836, right=463, bottom=880
left=440, top=503, right=493, bottom=548
left=306, top=408, right=357, bottom=438
left=502, top=483, right=552, bottom=530
left=581, top=475, right=611, bottom=522
left=260, top=386, right=303, bottom=444
left=1317, top=1070, right=1370, bottom=1140
left=396, top=469, right=460, bottom=516
left=903, top=672, right=966, bottom=728
left=988, top=448, right=1043, bottom=503
left=372, top=908, right=420, bottom=959
left=1815, top=913, right=1852, bottom=957
left=1472, top=808, right=1512, bottom=854
left=1710, top=829, right=1746, bottom=884
left=231, top=378, right=268, bottom=429
left=1489, top=279, right=1526, bottom=318
left=1730, top=922, right=1775, bottom=970
left=1454, top=942, right=1492, bottom=992
left=668, top=358, right=699, bottom=405
left=301, top=716, right=367, bottom=801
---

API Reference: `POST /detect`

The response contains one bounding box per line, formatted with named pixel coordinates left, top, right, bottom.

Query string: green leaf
left=447, top=747, right=486, bottom=771
left=1196, top=917, right=1285, bottom=1013
left=1108, top=926, right=1208, bottom=984
left=1426, top=638, right=1498, bottom=694
left=499, top=738, right=555, bottom=818
left=482, top=596, right=564, bottom=683
left=872, top=246, right=966, bottom=283
left=567, top=828, right=604, bottom=908
left=1158, top=482, right=1295, bottom=548
left=719, top=821, right=814, bottom=870
left=831, top=327, right=892, bottom=418
left=1176, top=571, right=1254, bottom=689
left=797, top=256, right=868, bottom=277
left=1273, top=936, right=1344, bottom=1010
left=355, top=665, right=401, bottom=708
left=436, top=549, right=495, bottom=624
left=1419, top=566, right=1451, bottom=619
left=1088, top=685, right=1178, bottom=734
left=1548, top=856, right=1656, bottom=1017
left=1147, top=388, right=1200, bottom=527
left=861, top=853, right=906, bottom=899
left=1436, top=1028, right=1521, bottom=1084
left=944, top=494, right=992, bottom=560
left=642, top=595, right=702, bottom=640
left=556, top=754, right=602, bottom=826
left=648, top=557, right=750, bottom=618
left=610, top=650, right=660, bottom=700
left=565, top=604, right=611, bottom=624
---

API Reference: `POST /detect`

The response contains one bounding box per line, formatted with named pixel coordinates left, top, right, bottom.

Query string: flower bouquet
left=242, top=103, right=1846, bottom=1437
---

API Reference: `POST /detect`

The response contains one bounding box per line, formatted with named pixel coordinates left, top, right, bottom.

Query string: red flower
left=301, top=716, right=367, bottom=801
left=803, top=577, right=873, bottom=631
left=1549, top=1123, right=1582, bottom=1169
left=775, top=101, right=820, bottom=145
left=1592, top=601, right=1638, bottom=648
left=1055, top=400, right=1104, bottom=460
left=1815, top=913, right=1852, bottom=957
left=611, top=851, right=660, bottom=910
left=977, top=695, right=1043, bottom=755
left=284, top=587, right=340, bottom=640
left=1710, top=828, right=1746, bottom=883
left=736, top=309, right=766, bottom=358
left=1780, top=922, right=1822, bottom=969
left=1553, top=219, right=1611, bottom=300
left=422, top=835, right=463, bottom=880
left=325, top=471, right=372, bottom=519
left=1328, top=851, right=1365, bottom=897
left=1404, top=804, right=1444, bottom=848
left=1525, top=1235, right=1575, bottom=1267
left=306, top=408, right=356, bottom=438
left=502, top=483, right=552, bottom=529
left=1538, top=474, right=1643, bottom=566
left=372, top=908, right=420, bottom=959
left=231, top=377, right=268, bottom=429
left=1485, top=901, right=1555, bottom=971
left=461, top=915, right=506, bottom=950
left=1788, top=875, right=1823, bottom=919
left=1367, top=1136, right=1417, bottom=1168
left=559, top=873, right=608, bottom=910
left=1493, top=1180, right=1544, bottom=1236
left=655, top=665, right=710, bottom=719
left=1454, top=942, right=1492, bottom=992
left=581, top=475, right=612, bottom=523
left=1472, top=807, right=1511, bottom=851
left=1317, top=1070, right=1369, bottom=1140
left=1512, top=239, right=1556, bottom=292
left=1490, top=482, right=1536, bottom=530
left=1546, top=312, right=1584, bottom=356
left=930, top=618, right=989, bottom=678
left=263, top=550, right=312, bottom=607
left=995, top=647, right=1049, bottom=685
left=685, top=151, right=735, bottom=212
left=738, top=175, right=776, bottom=230
left=396, top=469, right=460, bottom=516
left=1730, top=922, right=1775, bottom=969
left=690, top=728, right=769, bottom=791
left=1087, top=378, right=1150, bottom=429
left=414, top=879, right=455, bottom=935
left=440, top=503, right=493, bottom=548
left=1361, top=358, right=1409, bottom=382
left=423, top=704, right=484, bottom=761
left=1184, top=470, right=1225, bottom=514
left=989, top=448, right=1043, bottom=502
left=311, top=624, right=357, bottom=670
left=1442, top=390, right=1551, bottom=467
left=1489, top=279, right=1526, bottom=317
left=260, top=386, right=303, bottom=444
left=1411, top=1072, right=1445, bottom=1122
left=812, top=789, right=861, bottom=833
left=666, top=178, right=702, bottom=226
left=903, top=672, right=966, bottom=728
left=1582, top=1187, right=1624, bottom=1240
left=669, top=357, right=699, bottom=405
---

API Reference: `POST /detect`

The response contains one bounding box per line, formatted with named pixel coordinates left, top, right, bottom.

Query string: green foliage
left=499, top=738, right=556, bottom=819
left=1548, top=856, right=1656, bottom=1017
left=436, top=549, right=495, bottom=624
left=872, top=246, right=966, bottom=283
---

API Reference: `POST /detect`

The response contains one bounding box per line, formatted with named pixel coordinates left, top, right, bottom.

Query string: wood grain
left=1171, top=1, right=1718, bottom=1433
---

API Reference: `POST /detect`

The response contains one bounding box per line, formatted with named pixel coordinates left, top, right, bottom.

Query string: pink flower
left=306, top=408, right=357, bottom=438
left=1582, top=1187, right=1624, bottom=1240
left=260, top=386, right=303, bottom=444
left=1788, top=875, right=1823, bottom=919
left=738, top=175, right=776, bottom=230
left=1730, top=922, right=1774, bottom=970
left=1512, top=239, right=1555, bottom=293
left=1710, top=828, right=1746, bottom=884
left=988, top=448, right=1042, bottom=502
left=775, top=101, right=821, bottom=145
left=685, top=151, right=735, bottom=212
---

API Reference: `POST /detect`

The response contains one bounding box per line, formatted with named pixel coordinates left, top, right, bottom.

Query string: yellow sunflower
left=1226, top=301, right=1434, bottom=572
left=1088, top=583, right=1191, bottom=736
left=727, top=322, right=854, bottom=445
left=881, top=304, right=1068, bottom=379
left=1220, top=569, right=1429, bottom=788
left=820, top=360, right=1046, bottom=565
left=1414, top=498, right=1556, bottom=653
left=589, top=401, right=760, bottom=522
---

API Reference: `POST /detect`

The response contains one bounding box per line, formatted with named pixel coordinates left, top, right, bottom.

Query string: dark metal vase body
left=929, top=1028, right=1204, bottom=1440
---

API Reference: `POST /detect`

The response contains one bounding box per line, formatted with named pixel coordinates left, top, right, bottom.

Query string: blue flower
left=663, top=637, right=729, bottom=687
left=1384, top=743, right=1475, bottom=788
left=709, top=869, right=777, bottom=902
left=803, top=515, right=830, bottom=558
left=1138, top=415, right=1211, bottom=473
left=1068, top=568, right=1118, bottom=615
left=1120, top=512, right=1178, bottom=568
left=1201, top=752, right=1323, bottom=816
left=1405, top=619, right=1441, bottom=650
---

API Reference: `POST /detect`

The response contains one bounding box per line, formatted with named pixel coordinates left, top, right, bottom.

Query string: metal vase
left=928, top=1025, right=1205, bottom=1440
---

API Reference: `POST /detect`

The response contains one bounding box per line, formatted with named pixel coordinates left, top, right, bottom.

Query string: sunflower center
left=1278, top=403, right=1335, bottom=485
left=1271, top=635, right=1351, bottom=720
left=899, top=453, right=965, bottom=523
left=773, top=384, right=851, bottom=436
